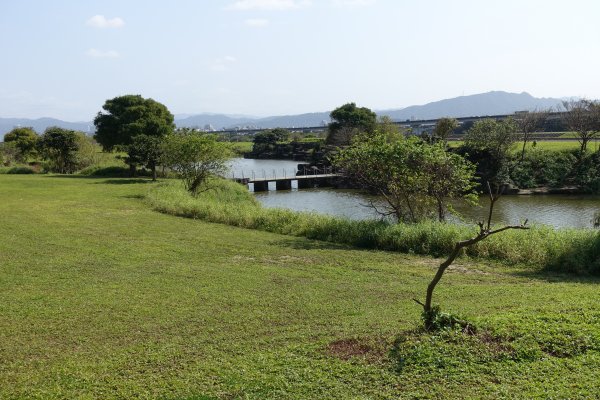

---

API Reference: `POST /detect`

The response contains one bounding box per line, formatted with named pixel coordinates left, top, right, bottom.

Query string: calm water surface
left=230, top=158, right=600, bottom=229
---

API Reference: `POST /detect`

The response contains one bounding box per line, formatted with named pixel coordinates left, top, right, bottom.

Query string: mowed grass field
left=1, top=175, right=600, bottom=399
left=447, top=139, right=596, bottom=152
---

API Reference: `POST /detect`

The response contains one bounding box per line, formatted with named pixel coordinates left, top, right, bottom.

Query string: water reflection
left=256, top=188, right=600, bottom=229
left=230, top=158, right=600, bottom=229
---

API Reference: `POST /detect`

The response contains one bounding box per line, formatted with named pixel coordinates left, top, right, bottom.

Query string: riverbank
left=2, top=174, right=600, bottom=398
left=147, top=179, right=600, bottom=274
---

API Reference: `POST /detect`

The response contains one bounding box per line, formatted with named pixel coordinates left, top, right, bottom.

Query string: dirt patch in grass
left=326, top=337, right=389, bottom=362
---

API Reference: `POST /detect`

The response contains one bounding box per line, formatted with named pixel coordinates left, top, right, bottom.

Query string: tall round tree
left=326, top=103, right=377, bottom=146
left=94, top=95, right=174, bottom=175
left=4, top=127, right=39, bottom=161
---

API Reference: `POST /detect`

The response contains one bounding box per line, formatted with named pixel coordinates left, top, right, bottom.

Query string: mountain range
left=0, top=91, right=567, bottom=139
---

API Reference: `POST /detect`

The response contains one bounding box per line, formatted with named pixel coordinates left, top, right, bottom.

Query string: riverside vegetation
left=147, top=179, right=600, bottom=275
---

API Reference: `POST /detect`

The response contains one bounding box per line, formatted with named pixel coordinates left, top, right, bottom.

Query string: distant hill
left=0, top=118, right=93, bottom=139
left=175, top=113, right=259, bottom=130
left=0, top=91, right=568, bottom=139
left=378, top=91, right=564, bottom=121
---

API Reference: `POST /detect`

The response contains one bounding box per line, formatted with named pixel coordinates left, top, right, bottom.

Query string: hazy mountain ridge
left=0, top=91, right=567, bottom=139
left=379, top=91, right=564, bottom=121
left=0, top=118, right=93, bottom=139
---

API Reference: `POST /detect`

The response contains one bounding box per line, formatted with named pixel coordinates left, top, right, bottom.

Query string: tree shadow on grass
left=122, top=194, right=145, bottom=200
left=44, top=174, right=97, bottom=179
left=97, top=178, right=156, bottom=185
left=269, top=236, right=375, bottom=252
left=511, top=269, right=600, bottom=284
left=274, top=235, right=600, bottom=283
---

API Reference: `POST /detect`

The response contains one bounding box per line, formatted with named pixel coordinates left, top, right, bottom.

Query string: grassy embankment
left=147, top=179, right=599, bottom=275
left=1, top=174, right=600, bottom=399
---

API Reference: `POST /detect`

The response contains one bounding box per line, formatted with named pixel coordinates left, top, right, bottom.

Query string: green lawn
left=229, top=141, right=253, bottom=155
left=1, top=175, right=599, bottom=399
left=448, top=139, right=588, bottom=152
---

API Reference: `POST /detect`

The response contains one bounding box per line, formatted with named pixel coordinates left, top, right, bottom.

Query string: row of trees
left=93, top=95, right=231, bottom=193
left=327, top=99, right=600, bottom=201
left=2, top=95, right=231, bottom=194
left=2, top=126, right=92, bottom=173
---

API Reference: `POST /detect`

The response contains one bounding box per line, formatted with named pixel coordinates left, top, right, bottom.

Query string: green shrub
left=78, top=165, right=131, bottom=177
left=510, top=149, right=577, bottom=188
left=4, top=166, right=36, bottom=174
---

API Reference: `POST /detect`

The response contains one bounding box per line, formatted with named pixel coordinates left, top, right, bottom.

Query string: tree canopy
left=432, top=117, right=459, bottom=144
left=38, top=127, right=80, bottom=174
left=461, top=118, right=518, bottom=185
left=326, top=103, right=377, bottom=146
left=4, top=127, right=38, bottom=161
left=126, top=135, right=164, bottom=180
left=161, top=130, right=232, bottom=195
left=253, top=128, right=290, bottom=145
left=333, top=133, right=476, bottom=222
left=94, top=95, right=174, bottom=151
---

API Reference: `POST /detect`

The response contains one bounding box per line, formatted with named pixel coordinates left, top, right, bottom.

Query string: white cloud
left=226, top=0, right=311, bottom=11
left=85, top=48, right=120, bottom=58
left=86, top=15, right=125, bottom=28
left=245, top=18, right=269, bottom=27
left=211, top=56, right=237, bottom=72
left=331, top=0, right=375, bottom=6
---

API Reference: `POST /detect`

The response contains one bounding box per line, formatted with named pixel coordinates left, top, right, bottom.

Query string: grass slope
left=1, top=175, right=600, bottom=399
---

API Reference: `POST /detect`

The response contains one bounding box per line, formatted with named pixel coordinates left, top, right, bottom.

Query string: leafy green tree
left=252, top=128, right=290, bottom=154
left=333, top=133, right=476, bottom=222
left=0, top=141, right=19, bottom=166
left=432, top=117, right=459, bottom=145
left=126, top=135, right=163, bottom=180
left=253, top=128, right=290, bottom=144
left=38, top=127, right=80, bottom=173
left=94, top=95, right=174, bottom=175
left=462, top=118, right=518, bottom=185
left=161, top=130, right=232, bottom=195
left=326, top=103, right=377, bottom=146
left=73, top=135, right=109, bottom=170
left=4, top=127, right=38, bottom=161
left=376, top=115, right=403, bottom=141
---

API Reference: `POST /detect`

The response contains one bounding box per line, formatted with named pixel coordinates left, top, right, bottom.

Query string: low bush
left=0, top=166, right=37, bottom=174
left=510, top=149, right=576, bottom=188
left=146, top=179, right=600, bottom=274
left=78, top=164, right=131, bottom=177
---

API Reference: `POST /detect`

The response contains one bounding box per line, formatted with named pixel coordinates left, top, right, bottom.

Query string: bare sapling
left=414, top=182, right=529, bottom=330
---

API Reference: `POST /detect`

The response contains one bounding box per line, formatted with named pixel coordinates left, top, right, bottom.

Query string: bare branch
left=418, top=183, right=530, bottom=328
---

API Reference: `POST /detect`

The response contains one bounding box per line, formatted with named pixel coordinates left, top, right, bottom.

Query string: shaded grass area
left=147, top=179, right=600, bottom=275
left=1, top=175, right=600, bottom=399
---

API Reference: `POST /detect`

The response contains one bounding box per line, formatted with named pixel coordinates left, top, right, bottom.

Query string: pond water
left=229, top=158, right=600, bottom=229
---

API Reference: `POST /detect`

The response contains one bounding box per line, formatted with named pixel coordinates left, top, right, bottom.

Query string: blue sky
left=1, top=0, right=600, bottom=121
